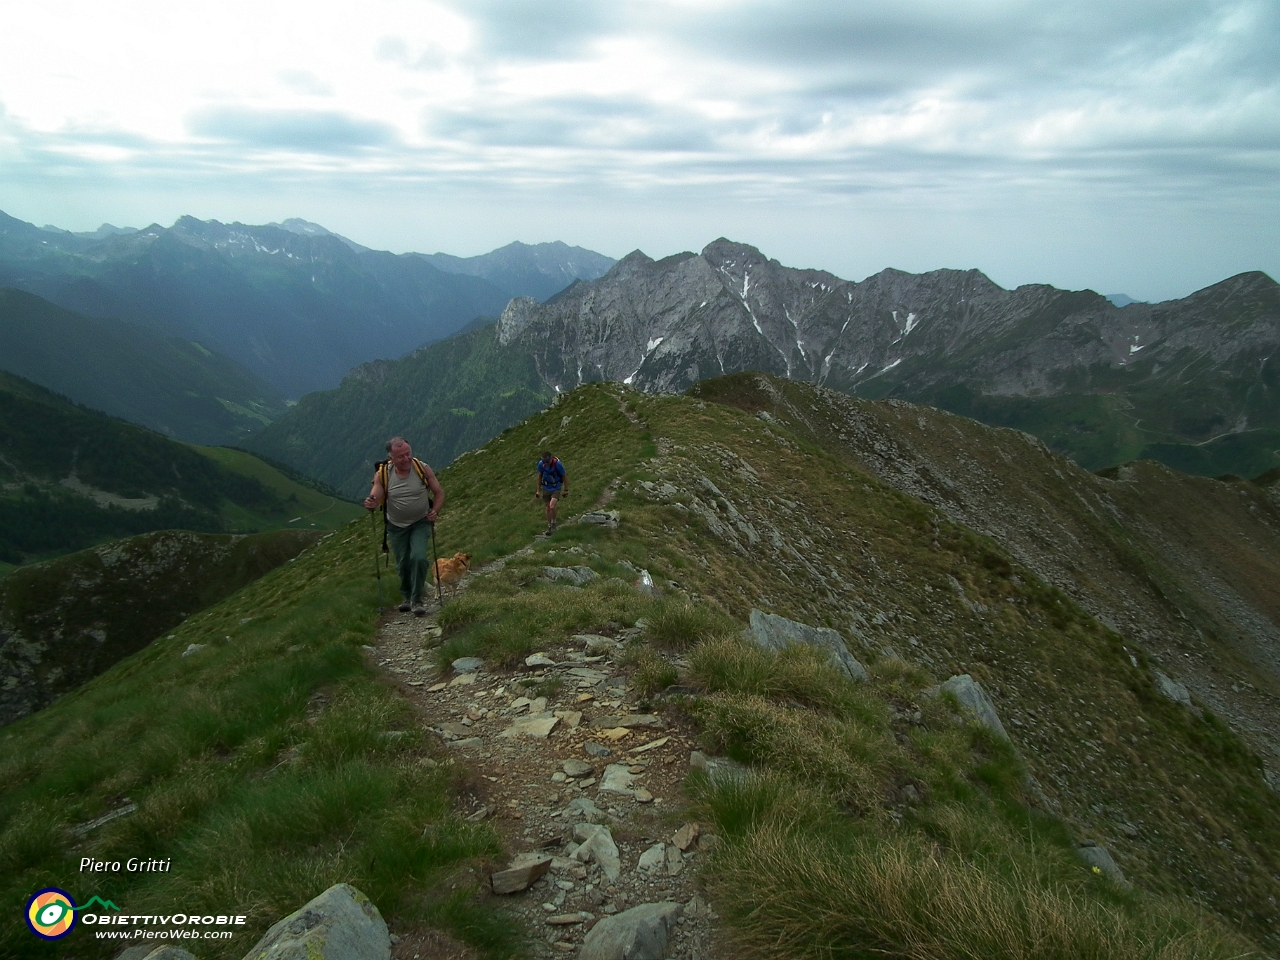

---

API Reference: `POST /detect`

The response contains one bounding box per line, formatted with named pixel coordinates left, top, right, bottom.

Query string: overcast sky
left=2, top=0, right=1276, bottom=301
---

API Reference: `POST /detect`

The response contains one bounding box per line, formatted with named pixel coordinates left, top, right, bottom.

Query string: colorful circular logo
left=26, top=888, right=77, bottom=940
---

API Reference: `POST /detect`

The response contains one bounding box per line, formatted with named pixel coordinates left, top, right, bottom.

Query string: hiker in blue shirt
left=534, top=451, right=568, bottom=534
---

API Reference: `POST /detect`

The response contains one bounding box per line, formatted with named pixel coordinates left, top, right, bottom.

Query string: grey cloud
left=187, top=108, right=396, bottom=152
left=428, top=97, right=721, bottom=151
left=277, top=70, right=334, bottom=96
left=438, top=0, right=623, bottom=61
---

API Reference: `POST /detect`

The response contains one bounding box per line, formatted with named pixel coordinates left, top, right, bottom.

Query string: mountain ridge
left=497, top=239, right=1279, bottom=476
left=0, top=210, right=616, bottom=397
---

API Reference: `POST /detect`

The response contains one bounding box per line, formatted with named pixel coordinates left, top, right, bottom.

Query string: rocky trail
left=367, top=546, right=721, bottom=960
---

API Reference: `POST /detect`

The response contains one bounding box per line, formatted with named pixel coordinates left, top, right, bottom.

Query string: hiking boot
left=398, top=600, right=411, bottom=613
left=550, top=521, right=557, bottom=531
left=412, top=602, right=427, bottom=617
left=546, top=523, right=555, bottom=534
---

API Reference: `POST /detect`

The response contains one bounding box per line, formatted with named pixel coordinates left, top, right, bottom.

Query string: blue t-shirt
left=537, top=457, right=565, bottom=491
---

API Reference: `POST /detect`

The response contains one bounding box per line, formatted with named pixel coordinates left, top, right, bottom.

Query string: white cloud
left=0, top=0, right=1276, bottom=299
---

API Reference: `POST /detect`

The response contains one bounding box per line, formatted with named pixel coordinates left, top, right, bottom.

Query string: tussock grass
left=618, top=645, right=679, bottom=698
left=697, top=692, right=894, bottom=811
left=701, top=783, right=1256, bottom=960
left=691, top=635, right=878, bottom=717
left=641, top=595, right=738, bottom=650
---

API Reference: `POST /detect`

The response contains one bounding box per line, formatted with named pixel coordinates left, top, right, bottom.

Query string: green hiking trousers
left=387, top=517, right=433, bottom=605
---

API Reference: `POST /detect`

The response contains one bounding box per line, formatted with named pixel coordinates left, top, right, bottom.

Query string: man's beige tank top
left=386, top=464, right=431, bottom=527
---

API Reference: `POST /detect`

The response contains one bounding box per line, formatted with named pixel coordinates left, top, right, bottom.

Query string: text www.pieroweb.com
left=85, top=912, right=246, bottom=942
left=95, top=928, right=234, bottom=941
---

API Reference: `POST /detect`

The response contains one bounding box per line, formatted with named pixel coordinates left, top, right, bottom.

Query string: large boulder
left=579, top=901, right=682, bottom=960
left=242, top=883, right=388, bottom=960
left=745, top=610, right=867, bottom=680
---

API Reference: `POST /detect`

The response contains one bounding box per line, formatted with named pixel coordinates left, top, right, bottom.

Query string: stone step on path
left=367, top=551, right=720, bottom=959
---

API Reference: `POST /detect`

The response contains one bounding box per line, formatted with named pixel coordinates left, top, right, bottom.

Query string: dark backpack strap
left=378, top=461, right=390, bottom=555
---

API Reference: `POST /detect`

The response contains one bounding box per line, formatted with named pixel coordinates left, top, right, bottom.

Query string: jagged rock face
left=499, top=239, right=1279, bottom=446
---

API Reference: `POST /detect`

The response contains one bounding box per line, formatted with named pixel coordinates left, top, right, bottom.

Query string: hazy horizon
left=3, top=0, right=1277, bottom=303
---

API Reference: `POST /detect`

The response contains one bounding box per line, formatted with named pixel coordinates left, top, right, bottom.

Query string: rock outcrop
left=242, top=883, right=389, bottom=960
left=745, top=609, right=867, bottom=680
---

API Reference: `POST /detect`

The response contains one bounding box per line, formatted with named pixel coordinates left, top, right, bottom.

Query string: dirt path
left=368, top=548, right=721, bottom=960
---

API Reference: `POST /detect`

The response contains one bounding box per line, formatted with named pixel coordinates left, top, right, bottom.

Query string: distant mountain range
left=418, top=241, right=616, bottom=302
left=0, top=287, right=287, bottom=445
left=1, top=210, right=615, bottom=397
left=254, top=239, right=1279, bottom=493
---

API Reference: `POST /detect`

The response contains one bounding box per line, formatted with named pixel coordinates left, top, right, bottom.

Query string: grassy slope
left=0, top=370, right=360, bottom=564
left=194, top=446, right=363, bottom=532
left=245, top=323, right=553, bottom=498
left=0, top=528, right=321, bottom=726
left=2, top=381, right=1275, bottom=958
left=0, top=287, right=287, bottom=446
left=0, top=522, right=513, bottom=960
left=698, top=375, right=1280, bottom=807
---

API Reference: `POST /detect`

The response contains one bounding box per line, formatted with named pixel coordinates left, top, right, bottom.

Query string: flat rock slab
left=1154, top=669, right=1193, bottom=707
left=491, top=855, right=552, bottom=894
left=746, top=609, right=867, bottom=681
left=242, top=882, right=389, bottom=960
left=629, top=736, right=669, bottom=755
left=572, top=823, right=620, bottom=880
left=525, top=653, right=556, bottom=667
left=565, top=796, right=604, bottom=821
left=499, top=716, right=560, bottom=739
left=580, top=901, right=682, bottom=960
left=435, top=722, right=472, bottom=738
left=637, top=842, right=666, bottom=875
left=547, top=912, right=593, bottom=925
left=1078, top=844, right=1129, bottom=886
left=584, top=741, right=613, bottom=758
left=689, top=751, right=748, bottom=784
left=938, top=674, right=1009, bottom=740
left=563, top=759, right=594, bottom=778
left=598, top=763, right=638, bottom=796
left=591, top=714, right=660, bottom=729
left=544, top=566, right=597, bottom=586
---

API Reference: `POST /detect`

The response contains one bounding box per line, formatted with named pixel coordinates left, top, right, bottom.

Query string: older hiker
left=534, top=450, right=568, bottom=534
left=365, top=437, right=444, bottom=616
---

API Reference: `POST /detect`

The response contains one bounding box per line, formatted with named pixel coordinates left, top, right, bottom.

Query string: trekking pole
left=370, top=510, right=385, bottom=613
left=430, top=519, right=443, bottom=608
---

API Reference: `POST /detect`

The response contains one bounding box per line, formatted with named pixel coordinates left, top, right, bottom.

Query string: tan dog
left=432, top=552, right=472, bottom=596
